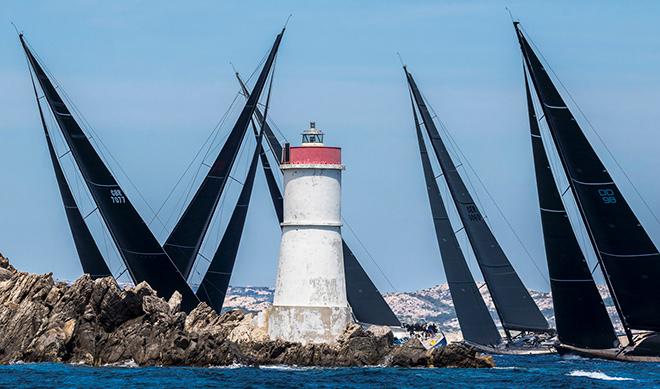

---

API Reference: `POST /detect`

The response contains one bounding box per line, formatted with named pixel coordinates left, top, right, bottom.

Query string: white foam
left=568, top=370, right=633, bottom=381
left=258, top=365, right=316, bottom=371
left=209, top=363, right=244, bottom=369
left=102, top=359, right=139, bottom=368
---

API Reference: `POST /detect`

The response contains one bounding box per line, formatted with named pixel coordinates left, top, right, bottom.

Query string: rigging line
left=158, top=95, right=243, bottom=235
left=425, top=99, right=550, bottom=288
left=82, top=207, right=98, bottom=220
left=521, top=26, right=660, bottom=228
left=151, top=92, right=241, bottom=226
left=57, top=150, right=71, bottom=159
left=116, top=267, right=128, bottom=280
left=198, top=252, right=212, bottom=264
left=28, top=43, right=170, bottom=231
left=420, top=91, right=490, bottom=217
left=342, top=217, right=397, bottom=291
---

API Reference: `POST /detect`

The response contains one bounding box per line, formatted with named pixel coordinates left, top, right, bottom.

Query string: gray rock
left=0, top=254, right=493, bottom=368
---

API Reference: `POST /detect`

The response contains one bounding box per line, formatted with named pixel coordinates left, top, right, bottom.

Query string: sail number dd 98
left=110, top=189, right=126, bottom=204
left=598, top=188, right=616, bottom=204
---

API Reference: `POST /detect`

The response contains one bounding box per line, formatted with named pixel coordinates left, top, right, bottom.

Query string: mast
left=25, top=50, right=112, bottom=279
left=164, top=29, right=285, bottom=279
left=236, top=72, right=283, bottom=162
left=20, top=35, right=200, bottom=312
left=409, top=88, right=501, bottom=345
left=405, top=66, right=550, bottom=333
left=515, top=23, right=660, bottom=340
left=235, top=74, right=400, bottom=327
left=524, top=71, right=619, bottom=349
left=197, top=130, right=263, bottom=312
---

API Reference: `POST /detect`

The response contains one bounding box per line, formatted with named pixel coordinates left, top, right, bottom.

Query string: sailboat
left=404, top=66, right=556, bottom=354
left=234, top=73, right=402, bottom=328
left=515, top=22, right=660, bottom=362
left=20, top=34, right=201, bottom=312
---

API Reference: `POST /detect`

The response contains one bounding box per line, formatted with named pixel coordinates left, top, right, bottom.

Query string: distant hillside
left=225, top=284, right=623, bottom=338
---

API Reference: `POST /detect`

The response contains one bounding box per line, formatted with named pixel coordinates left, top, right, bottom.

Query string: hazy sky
left=2, top=1, right=659, bottom=293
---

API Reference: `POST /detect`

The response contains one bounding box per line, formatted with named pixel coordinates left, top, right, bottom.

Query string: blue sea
left=1, top=355, right=658, bottom=388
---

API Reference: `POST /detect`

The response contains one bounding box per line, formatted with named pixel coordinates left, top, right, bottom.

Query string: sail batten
left=523, top=69, right=618, bottom=349
left=515, top=23, right=660, bottom=333
left=21, top=36, right=200, bottom=312
left=409, top=88, right=501, bottom=345
left=196, top=131, right=263, bottom=312
left=164, top=30, right=284, bottom=279
left=405, top=67, right=549, bottom=333
left=26, top=56, right=112, bottom=280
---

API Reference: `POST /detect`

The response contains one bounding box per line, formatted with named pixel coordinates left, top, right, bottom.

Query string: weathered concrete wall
left=270, top=161, right=352, bottom=344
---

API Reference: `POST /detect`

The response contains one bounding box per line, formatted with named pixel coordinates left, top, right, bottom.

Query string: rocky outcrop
left=0, top=253, right=493, bottom=368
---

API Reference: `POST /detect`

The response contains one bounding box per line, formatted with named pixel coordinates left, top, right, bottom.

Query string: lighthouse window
left=303, top=134, right=323, bottom=144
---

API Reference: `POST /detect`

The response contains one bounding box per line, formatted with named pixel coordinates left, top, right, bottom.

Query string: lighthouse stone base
left=268, top=305, right=353, bottom=345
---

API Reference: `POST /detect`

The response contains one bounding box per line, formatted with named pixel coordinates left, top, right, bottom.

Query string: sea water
left=1, top=355, right=658, bottom=388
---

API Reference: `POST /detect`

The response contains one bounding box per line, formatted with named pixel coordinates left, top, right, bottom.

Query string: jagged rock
left=429, top=342, right=494, bottom=368
left=0, top=255, right=494, bottom=368
left=389, top=338, right=429, bottom=367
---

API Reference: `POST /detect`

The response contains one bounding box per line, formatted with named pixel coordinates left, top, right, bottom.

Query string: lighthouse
left=268, top=122, right=353, bottom=344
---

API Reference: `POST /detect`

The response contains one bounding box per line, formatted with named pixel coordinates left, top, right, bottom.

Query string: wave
left=102, top=359, right=139, bottom=368
left=568, top=370, right=633, bottom=381
left=258, top=365, right=318, bottom=371
left=209, top=363, right=244, bottom=369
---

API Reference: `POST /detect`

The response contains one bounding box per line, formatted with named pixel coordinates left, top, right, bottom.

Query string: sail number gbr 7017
left=110, top=189, right=126, bottom=204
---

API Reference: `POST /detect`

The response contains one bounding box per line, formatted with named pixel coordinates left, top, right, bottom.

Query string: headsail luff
left=196, top=131, right=263, bottom=312
left=26, top=55, right=112, bottom=279
left=164, top=29, right=285, bottom=279
left=236, top=74, right=400, bottom=327
left=409, top=89, right=501, bottom=345
left=20, top=36, right=200, bottom=312
left=405, top=67, right=549, bottom=333
left=236, top=73, right=283, bottom=163
left=515, top=23, right=660, bottom=334
left=524, top=73, right=618, bottom=349
left=248, top=113, right=284, bottom=222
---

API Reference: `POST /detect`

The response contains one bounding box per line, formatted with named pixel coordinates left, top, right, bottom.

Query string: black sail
left=197, top=132, right=262, bottom=312
left=164, top=30, right=284, bottom=279
left=405, top=67, right=549, bottom=332
left=410, top=92, right=501, bottom=345
left=236, top=76, right=400, bottom=326
left=524, top=74, right=618, bottom=349
left=516, top=23, right=660, bottom=332
left=27, top=62, right=112, bottom=279
left=236, top=72, right=283, bottom=163
left=21, top=36, right=200, bottom=312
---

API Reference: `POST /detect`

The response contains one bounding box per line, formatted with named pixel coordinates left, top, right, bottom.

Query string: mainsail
left=236, top=74, right=401, bottom=326
left=164, top=29, right=284, bottom=279
left=21, top=36, right=200, bottom=312
left=409, top=90, right=501, bottom=345
left=405, top=67, right=549, bottom=333
left=524, top=73, right=618, bottom=349
left=516, top=23, right=660, bottom=334
left=197, top=131, right=263, bottom=312
left=26, top=58, right=112, bottom=279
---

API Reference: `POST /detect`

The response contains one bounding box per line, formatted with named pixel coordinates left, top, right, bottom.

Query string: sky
left=1, top=1, right=660, bottom=293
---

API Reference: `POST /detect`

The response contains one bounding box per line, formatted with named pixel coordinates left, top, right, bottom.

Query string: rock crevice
left=0, top=254, right=492, bottom=368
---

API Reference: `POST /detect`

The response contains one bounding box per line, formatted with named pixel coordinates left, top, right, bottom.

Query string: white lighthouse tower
left=268, top=122, right=353, bottom=344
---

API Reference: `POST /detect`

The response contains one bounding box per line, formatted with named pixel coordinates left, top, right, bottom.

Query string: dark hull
left=464, top=341, right=556, bottom=355
left=557, top=338, right=660, bottom=363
